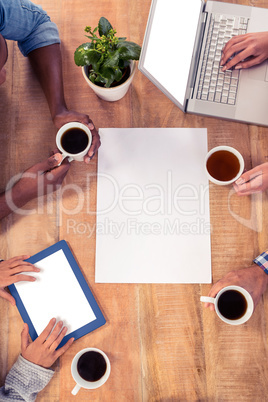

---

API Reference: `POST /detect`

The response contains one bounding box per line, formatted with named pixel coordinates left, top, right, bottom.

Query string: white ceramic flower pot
left=82, top=61, right=136, bottom=102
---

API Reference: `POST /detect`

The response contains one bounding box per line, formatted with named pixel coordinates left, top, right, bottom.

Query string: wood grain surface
left=1, top=0, right=268, bottom=400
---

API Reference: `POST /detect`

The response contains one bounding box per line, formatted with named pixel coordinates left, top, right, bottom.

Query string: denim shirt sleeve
left=0, top=0, right=60, bottom=56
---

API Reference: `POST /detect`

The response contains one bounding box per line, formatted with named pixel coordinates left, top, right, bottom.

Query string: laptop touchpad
left=245, top=61, right=268, bottom=81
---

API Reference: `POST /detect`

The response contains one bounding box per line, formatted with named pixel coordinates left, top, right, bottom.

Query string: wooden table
left=1, top=0, right=268, bottom=400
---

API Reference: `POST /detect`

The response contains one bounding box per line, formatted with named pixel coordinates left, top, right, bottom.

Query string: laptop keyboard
left=197, top=13, right=249, bottom=105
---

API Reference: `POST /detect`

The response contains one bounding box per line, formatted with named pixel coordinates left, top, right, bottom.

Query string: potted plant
left=74, top=17, right=141, bottom=101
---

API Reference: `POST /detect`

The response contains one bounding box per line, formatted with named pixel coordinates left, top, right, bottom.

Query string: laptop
left=139, top=0, right=268, bottom=126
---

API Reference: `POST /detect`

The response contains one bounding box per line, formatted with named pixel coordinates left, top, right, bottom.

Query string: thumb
left=21, top=323, right=30, bottom=352
left=45, top=153, right=63, bottom=169
left=87, top=122, right=95, bottom=131
left=235, top=165, right=264, bottom=185
left=0, top=288, right=16, bottom=305
left=37, top=153, right=63, bottom=173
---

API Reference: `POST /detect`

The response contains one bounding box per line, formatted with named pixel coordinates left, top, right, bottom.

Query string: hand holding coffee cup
left=56, top=122, right=92, bottom=162
left=234, top=162, right=268, bottom=195
left=205, top=146, right=244, bottom=185
left=71, top=348, right=111, bottom=395
left=200, top=285, right=254, bottom=325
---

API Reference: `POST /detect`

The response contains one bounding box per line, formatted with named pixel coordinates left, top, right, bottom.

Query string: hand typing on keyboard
left=197, top=14, right=248, bottom=105
left=221, top=32, right=268, bottom=71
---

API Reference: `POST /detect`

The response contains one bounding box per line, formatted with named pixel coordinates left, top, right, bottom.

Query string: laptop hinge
left=187, top=6, right=208, bottom=101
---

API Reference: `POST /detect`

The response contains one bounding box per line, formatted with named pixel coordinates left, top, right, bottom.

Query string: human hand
left=1, top=152, right=70, bottom=219
left=0, top=256, right=40, bottom=305
left=53, top=110, right=101, bottom=163
left=221, top=32, right=268, bottom=71
left=233, top=162, right=268, bottom=195
left=21, top=318, right=74, bottom=368
left=7, top=152, right=69, bottom=207
left=203, top=265, right=268, bottom=311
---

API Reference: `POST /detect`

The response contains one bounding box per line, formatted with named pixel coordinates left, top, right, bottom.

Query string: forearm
left=247, top=264, right=268, bottom=296
left=0, top=192, right=13, bottom=220
left=28, top=44, right=68, bottom=121
left=0, top=355, right=54, bottom=401
left=0, top=184, right=35, bottom=220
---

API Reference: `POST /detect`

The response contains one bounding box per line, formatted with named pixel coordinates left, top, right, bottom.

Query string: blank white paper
left=96, top=128, right=211, bottom=284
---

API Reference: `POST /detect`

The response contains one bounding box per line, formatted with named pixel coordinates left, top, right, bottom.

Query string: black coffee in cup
left=218, top=289, right=248, bottom=320
left=77, top=351, right=107, bottom=382
left=60, top=128, right=89, bottom=154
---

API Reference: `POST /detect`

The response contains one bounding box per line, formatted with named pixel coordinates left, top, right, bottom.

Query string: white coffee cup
left=56, top=122, right=92, bottom=162
left=205, top=145, right=244, bottom=185
left=71, top=347, right=111, bottom=395
left=200, top=285, right=254, bottom=325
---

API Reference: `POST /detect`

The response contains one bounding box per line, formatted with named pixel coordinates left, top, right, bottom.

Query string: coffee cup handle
left=57, top=154, right=74, bottom=166
left=200, top=296, right=215, bottom=304
left=71, top=383, right=81, bottom=395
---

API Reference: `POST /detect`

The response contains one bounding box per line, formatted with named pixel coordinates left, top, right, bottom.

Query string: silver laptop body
left=139, top=0, right=268, bottom=126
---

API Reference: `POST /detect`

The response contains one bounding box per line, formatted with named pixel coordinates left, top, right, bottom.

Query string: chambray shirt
left=0, top=0, right=60, bottom=56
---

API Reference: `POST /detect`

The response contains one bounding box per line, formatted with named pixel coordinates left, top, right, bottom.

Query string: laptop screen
left=140, top=0, right=201, bottom=109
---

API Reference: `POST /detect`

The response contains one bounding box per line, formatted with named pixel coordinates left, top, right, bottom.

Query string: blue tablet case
left=8, top=240, right=106, bottom=348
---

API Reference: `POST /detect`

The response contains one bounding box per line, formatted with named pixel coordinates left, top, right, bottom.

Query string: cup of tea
left=205, top=145, right=244, bottom=185
left=71, top=347, right=111, bottom=395
left=200, top=285, right=254, bottom=325
left=56, top=122, right=92, bottom=162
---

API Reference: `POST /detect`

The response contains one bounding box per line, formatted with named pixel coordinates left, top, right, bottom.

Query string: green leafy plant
left=74, top=17, right=141, bottom=88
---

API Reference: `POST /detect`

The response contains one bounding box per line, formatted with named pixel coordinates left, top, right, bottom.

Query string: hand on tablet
left=21, top=318, right=74, bottom=368
left=0, top=256, right=40, bottom=305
